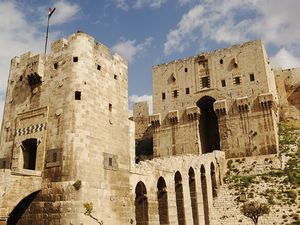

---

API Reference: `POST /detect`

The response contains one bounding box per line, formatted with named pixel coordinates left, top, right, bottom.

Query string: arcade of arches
left=135, top=162, right=219, bottom=225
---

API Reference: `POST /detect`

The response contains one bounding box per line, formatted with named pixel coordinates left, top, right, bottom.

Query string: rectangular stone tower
left=0, top=32, right=133, bottom=224
left=151, top=40, right=279, bottom=158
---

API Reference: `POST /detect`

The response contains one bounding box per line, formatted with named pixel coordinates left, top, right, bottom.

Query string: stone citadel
left=0, top=31, right=299, bottom=225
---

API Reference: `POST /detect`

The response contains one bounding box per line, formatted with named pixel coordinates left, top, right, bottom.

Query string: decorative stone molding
left=258, top=93, right=274, bottom=109
left=213, top=100, right=227, bottom=115
left=168, top=110, right=179, bottom=124
left=186, top=106, right=200, bottom=120
left=236, top=96, right=250, bottom=112
left=149, top=113, right=161, bottom=127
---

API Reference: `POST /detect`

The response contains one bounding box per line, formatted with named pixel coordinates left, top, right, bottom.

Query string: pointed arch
left=201, top=165, right=210, bottom=225
left=175, top=171, right=185, bottom=225
left=189, top=167, right=199, bottom=225
left=135, top=181, right=149, bottom=225
left=157, top=177, right=169, bottom=225
left=197, top=96, right=220, bottom=153
left=210, top=163, right=218, bottom=198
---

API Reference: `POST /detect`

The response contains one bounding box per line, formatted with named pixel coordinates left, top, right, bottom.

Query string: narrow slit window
left=185, top=88, right=190, bottom=94
left=75, top=91, right=81, bottom=100
left=109, top=157, right=113, bottom=167
left=97, top=65, right=101, bottom=71
left=114, top=74, right=118, bottom=80
left=109, top=103, right=112, bottom=112
left=73, top=57, right=78, bottom=62
left=249, top=73, right=255, bottom=81
left=221, top=79, right=226, bottom=87
left=220, top=59, right=223, bottom=64
left=54, top=62, right=58, bottom=69
left=162, top=92, right=166, bottom=100
left=185, top=68, right=188, bottom=72
left=19, top=75, right=23, bottom=81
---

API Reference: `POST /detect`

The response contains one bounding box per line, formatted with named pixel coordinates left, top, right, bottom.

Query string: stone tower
left=150, top=40, right=279, bottom=158
left=0, top=32, right=133, bottom=224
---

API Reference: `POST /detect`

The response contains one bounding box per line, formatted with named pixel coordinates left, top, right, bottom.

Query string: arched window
left=201, top=165, right=210, bottom=225
left=189, top=167, right=199, bottom=225
left=210, top=163, right=218, bottom=198
left=175, top=171, right=186, bottom=225
left=157, top=177, right=169, bottom=225
left=21, top=138, right=38, bottom=170
left=135, top=181, right=149, bottom=225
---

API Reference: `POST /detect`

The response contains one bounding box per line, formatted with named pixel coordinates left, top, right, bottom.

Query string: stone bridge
left=0, top=169, right=42, bottom=224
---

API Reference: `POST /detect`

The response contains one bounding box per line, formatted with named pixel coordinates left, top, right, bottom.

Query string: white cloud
left=164, top=4, right=204, bottom=55
left=115, top=0, right=129, bottom=11
left=164, top=0, right=300, bottom=57
left=129, top=95, right=153, bottom=114
left=133, top=0, right=168, bottom=9
left=270, top=48, right=300, bottom=69
left=112, top=37, right=153, bottom=63
left=115, top=0, right=183, bottom=10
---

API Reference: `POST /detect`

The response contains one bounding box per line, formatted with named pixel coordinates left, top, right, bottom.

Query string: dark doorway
left=157, top=177, right=169, bottom=225
left=175, top=171, right=186, bottom=225
left=201, top=165, right=210, bottom=225
left=7, top=191, right=39, bottom=225
left=189, top=168, right=199, bottom=225
left=197, top=96, right=220, bottom=153
left=135, top=181, right=149, bottom=225
left=21, top=138, right=38, bottom=170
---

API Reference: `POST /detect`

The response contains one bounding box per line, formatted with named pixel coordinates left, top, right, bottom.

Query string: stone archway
left=7, top=191, right=40, bottom=225
left=157, top=177, right=169, bottom=225
left=135, top=181, right=149, bottom=225
left=189, top=167, right=199, bottom=225
left=197, top=96, right=220, bottom=154
left=175, top=171, right=186, bottom=225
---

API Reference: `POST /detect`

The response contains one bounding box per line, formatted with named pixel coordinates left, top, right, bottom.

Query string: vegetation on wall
left=223, top=120, right=300, bottom=225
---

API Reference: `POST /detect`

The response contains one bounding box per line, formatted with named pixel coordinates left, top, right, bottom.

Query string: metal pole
left=44, top=16, right=50, bottom=54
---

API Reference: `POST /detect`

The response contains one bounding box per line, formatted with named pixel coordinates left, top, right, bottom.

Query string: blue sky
left=1, top=0, right=300, bottom=126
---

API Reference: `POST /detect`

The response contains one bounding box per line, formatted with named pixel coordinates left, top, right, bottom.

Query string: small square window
left=234, top=77, right=241, bottom=85
left=73, top=57, right=78, bottom=62
left=186, top=88, right=190, bottom=94
left=185, top=68, right=188, bottom=72
left=221, top=80, right=226, bottom=87
left=108, top=157, right=113, bottom=166
left=249, top=73, right=255, bottom=81
left=114, top=74, right=118, bottom=80
left=75, top=91, right=81, bottom=100
left=162, top=92, right=166, bottom=100
left=97, top=65, right=101, bottom=71
left=173, top=90, right=178, bottom=98
left=54, top=62, right=58, bottom=69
